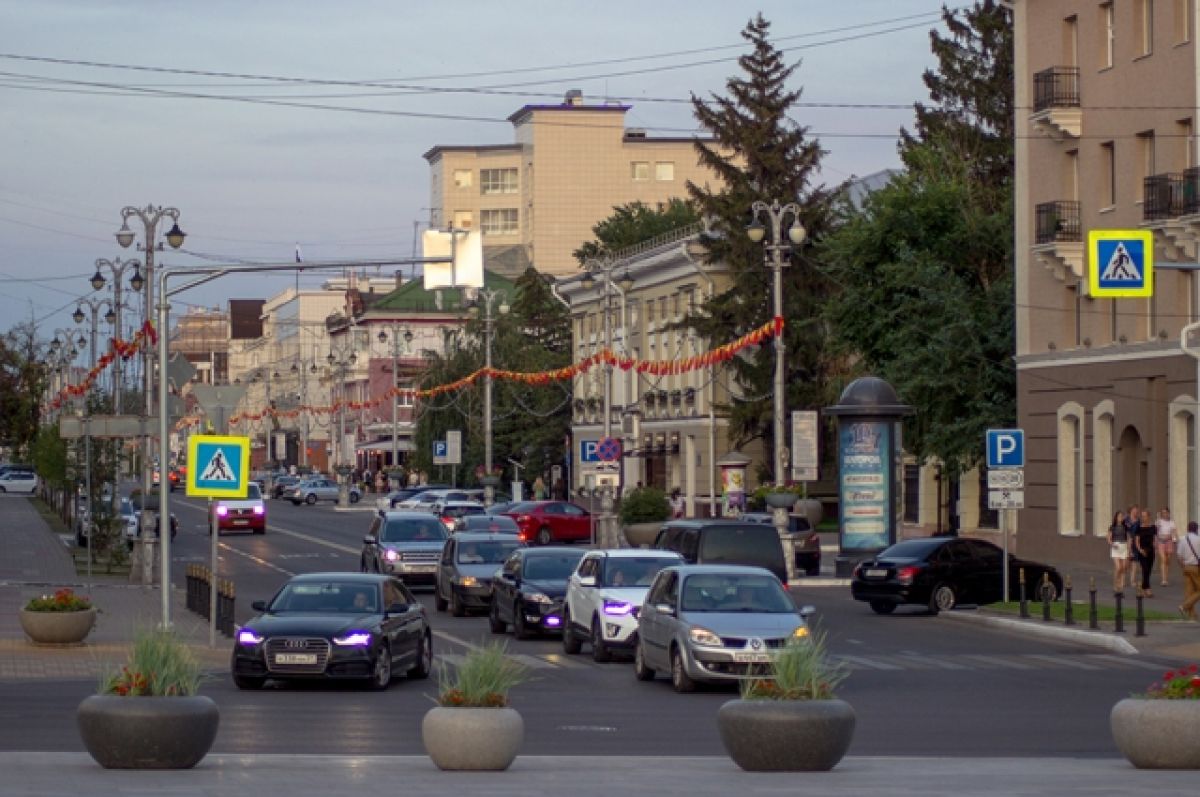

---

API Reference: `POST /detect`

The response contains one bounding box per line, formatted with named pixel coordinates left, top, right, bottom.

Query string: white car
left=0, top=470, right=37, bottom=494
left=397, top=488, right=471, bottom=510
left=561, top=549, right=683, bottom=662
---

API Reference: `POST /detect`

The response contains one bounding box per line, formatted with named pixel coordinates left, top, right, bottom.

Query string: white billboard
left=422, top=229, right=484, bottom=289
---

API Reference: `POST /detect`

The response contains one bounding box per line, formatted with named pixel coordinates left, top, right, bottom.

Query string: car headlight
left=237, top=629, right=264, bottom=646
left=792, top=626, right=810, bottom=640
left=602, top=599, right=635, bottom=616
left=455, top=576, right=479, bottom=587
left=688, top=626, right=722, bottom=646
left=332, top=631, right=372, bottom=647
left=384, top=549, right=399, bottom=562
left=253, top=505, right=265, bottom=515
left=215, top=505, right=228, bottom=517
left=525, top=591, right=552, bottom=604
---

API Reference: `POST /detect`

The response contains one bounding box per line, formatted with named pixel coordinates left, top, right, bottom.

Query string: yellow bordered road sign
left=187, top=434, right=250, bottom=498
left=1088, top=229, right=1153, bottom=298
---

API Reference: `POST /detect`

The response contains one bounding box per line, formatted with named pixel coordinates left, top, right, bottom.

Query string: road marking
left=217, top=543, right=295, bottom=577
left=959, top=654, right=1035, bottom=670
left=172, top=500, right=361, bottom=556
left=834, top=654, right=902, bottom=671
left=894, top=652, right=969, bottom=670
left=1021, top=654, right=1103, bottom=670
left=538, top=653, right=593, bottom=670
left=437, top=652, right=559, bottom=670
left=432, top=629, right=481, bottom=652
left=1088, top=654, right=1171, bottom=670
left=557, top=725, right=618, bottom=732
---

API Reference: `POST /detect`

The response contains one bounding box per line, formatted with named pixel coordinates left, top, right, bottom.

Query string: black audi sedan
left=850, top=536, right=1063, bottom=615
left=435, top=533, right=526, bottom=616
left=489, top=546, right=585, bottom=639
left=231, top=572, right=432, bottom=691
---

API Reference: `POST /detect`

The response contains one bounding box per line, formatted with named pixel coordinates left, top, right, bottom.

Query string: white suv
left=562, top=549, right=683, bottom=662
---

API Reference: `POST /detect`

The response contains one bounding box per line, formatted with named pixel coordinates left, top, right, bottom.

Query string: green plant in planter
left=619, top=486, right=670, bottom=525
left=1138, top=663, right=1200, bottom=700
left=437, top=642, right=527, bottom=707
left=100, top=630, right=203, bottom=697
left=741, top=630, right=848, bottom=701
left=25, top=588, right=92, bottom=612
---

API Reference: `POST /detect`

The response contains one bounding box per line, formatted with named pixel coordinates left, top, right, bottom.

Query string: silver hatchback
left=634, top=565, right=814, bottom=692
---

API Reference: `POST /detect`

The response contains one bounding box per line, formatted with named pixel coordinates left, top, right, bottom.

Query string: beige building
left=424, top=90, right=720, bottom=278
left=1014, top=0, right=1200, bottom=566
left=171, top=307, right=228, bottom=385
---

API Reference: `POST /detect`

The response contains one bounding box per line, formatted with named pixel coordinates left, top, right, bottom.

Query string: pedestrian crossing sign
left=1088, top=229, right=1153, bottom=298
left=186, top=434, right=250, bottom=498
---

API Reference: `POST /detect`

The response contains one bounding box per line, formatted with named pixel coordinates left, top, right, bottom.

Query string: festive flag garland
left=46, top=322, right=158, bottom=412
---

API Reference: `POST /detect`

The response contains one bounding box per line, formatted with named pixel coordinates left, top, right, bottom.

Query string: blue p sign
left=986, top=429, right=1024, bottom=469
left=580, top=440, right=600, bottom=463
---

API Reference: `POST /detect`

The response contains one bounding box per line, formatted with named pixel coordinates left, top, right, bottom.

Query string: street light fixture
left=467, top=290, right=509, bottom=501
left=378, top=324, right=414, bottom=473
left=91, top=257, right=142, bottom=414
left=327, top=343, right=358, bottom=507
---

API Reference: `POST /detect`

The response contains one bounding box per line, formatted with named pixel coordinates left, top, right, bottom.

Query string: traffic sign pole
left=210, top=499, right=218, bottom=648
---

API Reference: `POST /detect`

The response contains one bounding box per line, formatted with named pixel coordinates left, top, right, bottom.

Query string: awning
left=356, top=439, right=413, bottom=452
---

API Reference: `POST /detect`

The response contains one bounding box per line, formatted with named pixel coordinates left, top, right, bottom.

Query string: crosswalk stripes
left=832, top=652, right=1174, bottom=673
left=1088, top=654, right=1174, bottom=671
left=893, top=652, right=970, bottom=670
left=958, top=654, right=1035, bottom=670
left=1022, top=654, right=1102, bottom=670
left=835, top=654, right=903, bottom=671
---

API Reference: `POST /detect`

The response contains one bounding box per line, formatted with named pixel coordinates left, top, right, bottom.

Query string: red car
left=503, top=501, right=592, bottom=545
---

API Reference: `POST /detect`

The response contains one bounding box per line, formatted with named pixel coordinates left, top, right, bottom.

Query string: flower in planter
left=1139, top=664, right=1200, bottom=700
left=100, top=629, right=203, bottom=697
left=25, top=588, right=92, bottom=612
left=740, top=631, right=848, bottom=701
left=474, top=464, right=503, bottom=481
left=436, top=642, right=527, bottom=708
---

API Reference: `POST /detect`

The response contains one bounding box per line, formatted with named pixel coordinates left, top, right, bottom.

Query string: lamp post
left=377, top=324, right=414, bottom=473
left=291, top=358, right=320, bottom=469
left=327, top=345, right=357, bottom=507
left=116, top=205, right=186, bottom=588
left=467, top=290, right=509, bottom=499
left=747, top=199, right=806, bottom=487
left=89, top=257, right=143, bottom=414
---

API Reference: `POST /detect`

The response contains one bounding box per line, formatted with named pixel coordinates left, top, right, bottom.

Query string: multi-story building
left=1014, top=0, right=1200, bottom=566
left=423, top=90, right=721, bottom=278
left=171, top=307, right=228, bottom=385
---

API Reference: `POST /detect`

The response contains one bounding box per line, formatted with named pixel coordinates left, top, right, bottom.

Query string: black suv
left=740, top=512, right=822, bottom=577
left=652, top=520, right=788, bottom=585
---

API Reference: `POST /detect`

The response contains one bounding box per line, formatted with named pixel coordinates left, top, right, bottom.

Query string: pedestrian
left=1134, top=509, right=1157, bottom=597
left=1124, top=504, right=1141, bottom=588
left=551, top=477, right=566, bottom=500
left=1154, top=507, right=1178, bottom=587
left=362, top=468, right=373, bottom=493
left=375, top=470, right=387, bottom=494
left=1177, top=521, right=1200, bottom=620
left=533, top=476, right=546, bottom=500
left=670, top=487, right=685, bottom=519
left=1108, top=510, right=1131, bottom=594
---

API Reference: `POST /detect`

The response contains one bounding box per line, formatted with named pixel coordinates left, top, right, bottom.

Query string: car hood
left=523, top=580, right=567, bottom=599
left=678, top=611, right=804, bottom=637
left=244, top=613, right=377, bottom=637
left=218, top=499, right=263, bottom=510
left=598, top=586, right=652, bottom=605
left=456, top=563, right=501, bottom=580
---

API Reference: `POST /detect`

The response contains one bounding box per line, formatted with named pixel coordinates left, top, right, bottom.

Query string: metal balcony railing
left=1033, top=67, right=1080, bottom=112
left=1144, top=173, right=1184, bottom=221
left=1034, top=201, right=1081, bottom=245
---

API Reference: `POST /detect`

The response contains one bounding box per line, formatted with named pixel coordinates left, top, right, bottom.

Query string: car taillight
left=897, top=566, right=920, bottom=585
left=852, top=564, right=862, bottom=578
left=441, top=516, right=455, bottom=530
left=517, top=515, right=531, bottom=525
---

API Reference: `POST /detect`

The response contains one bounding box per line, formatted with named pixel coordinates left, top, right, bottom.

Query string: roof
left=371, top=270, right=517, bottom=314
left=422, top=143, right=521, bottom=162
left=663, top=564, right=779, bottom=577
left=516, top=546, right=586, bottom=557
left=289, top=572, right=389, bottom=583
left=588, top=549, right=683, bottom=560
left=453, top=531, right=526, bottom=542
left=507, top=103, right=630, bottom=125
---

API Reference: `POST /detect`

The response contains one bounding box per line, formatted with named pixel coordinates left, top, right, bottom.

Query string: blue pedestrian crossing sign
left=186, top=434, right=250, bottom=498
left=1088, top=229, right=1153, bottom=298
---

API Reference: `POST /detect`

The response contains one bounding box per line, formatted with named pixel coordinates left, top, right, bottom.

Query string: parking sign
left=986, top=429, right=1024, bottom=469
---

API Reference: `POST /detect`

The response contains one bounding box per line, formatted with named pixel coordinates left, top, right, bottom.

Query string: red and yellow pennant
left=46, top=322, right=157, bottom=413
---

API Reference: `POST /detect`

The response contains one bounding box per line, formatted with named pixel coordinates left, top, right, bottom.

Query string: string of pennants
left=46, top=321, right=158, bottom=412
left=216, top=317, right=783, bottom=428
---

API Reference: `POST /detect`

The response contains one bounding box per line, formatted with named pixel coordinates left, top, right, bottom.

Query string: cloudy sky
left=0, top=0, right=948, bottom=341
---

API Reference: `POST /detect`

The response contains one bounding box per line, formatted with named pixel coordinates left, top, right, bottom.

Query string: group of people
left=1107, top=504, right=1200, bottom=618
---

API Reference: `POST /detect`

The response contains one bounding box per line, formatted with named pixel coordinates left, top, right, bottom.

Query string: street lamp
left=90, top=257, right=142, bottom=413
left=116, top=206, right=186, bottom=587
left=377, top=324, right=414, bottom=472
left=73, top=297, right=114, bottom=373
left=467, top=290, right=509, bottom=503
left=291, top=358, right=320, bottom=469
left=747, top=199, right=806, bottom=487
left=327, top=345, right=357, bottom=507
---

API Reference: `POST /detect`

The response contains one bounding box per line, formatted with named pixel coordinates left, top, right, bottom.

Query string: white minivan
left=0, top=470, right=37, bottom=494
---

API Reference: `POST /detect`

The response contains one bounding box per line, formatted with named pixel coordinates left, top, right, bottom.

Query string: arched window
left=1168, top=397, right=1196, bottom=532
left=1057, top=402, right=1086, bottom=535
left=1092, top=401, right=1114, bottom=536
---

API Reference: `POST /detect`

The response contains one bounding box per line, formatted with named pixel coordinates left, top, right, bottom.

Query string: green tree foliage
left=685, top=13, right=837, bottom=479
left=821, top=1, right=1014, bottom=476
left=573, top=199, right=699, bottom=264
left=0, top=322, right=49, bottom=459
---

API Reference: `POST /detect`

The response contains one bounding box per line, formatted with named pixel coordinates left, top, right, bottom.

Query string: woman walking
left=1155, top=507, right=1178, bottom=587
left=1108, top=510, right=1131, bottom=594
left=1134, top=509, right=1157, bottom=597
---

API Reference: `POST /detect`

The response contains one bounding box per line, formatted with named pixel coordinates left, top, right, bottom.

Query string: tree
left=821, top=1, right=1014, bottom=478
left=685, top=13, right=838, bottom=480
left=0, top=322, right=48, bottom=459
left=573, top=199, right=699, bottom=264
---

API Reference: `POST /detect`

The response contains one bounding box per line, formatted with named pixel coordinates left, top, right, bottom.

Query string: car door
left=567, top=554, right=600, bottom=631
left=942, top=540, right=980, bottom=602
left=559, top=502, right=591, bottom=540
left=384, top=579, right=420, bottom=666
left=438, top=536, right=457, bottom=603
left=639, top=570, right=677, bottom=670
left=494, top=552, right=522, bottom=622
left=965, top=540, right=1005, bottom=604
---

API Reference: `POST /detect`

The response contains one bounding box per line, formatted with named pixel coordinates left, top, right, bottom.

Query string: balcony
left=1031, top=201, right=1083, bottom=282
left=1030, top=67, right=1081, bottom=138
left=1142, top=170, right=1200, bottom=259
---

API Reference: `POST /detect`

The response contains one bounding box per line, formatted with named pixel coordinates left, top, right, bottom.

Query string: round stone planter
left=763, top=491, right=797, bottom=510
left=622, top=521, right=663, bottom=548
left=77, top=695, right=219, bottom=769
left=422, top=706, right=523, bottom=771
left=1111, top=698, right=1200, bottom=769
left=717, top=699, right=856, bottom=772
left=19, top=607, right=96, bottom=645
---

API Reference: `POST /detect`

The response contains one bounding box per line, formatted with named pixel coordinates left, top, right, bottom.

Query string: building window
left=453, top=169, right=472, bottom=189
left=1101, top=140, right=1116, bottom=207
left=631, top=161, right=650, bottom=181
left=480, top=209, right=518, bottom=235
left=1057, top=403, right=1086, bottom=536
left=480, top=168, right=518, bottom=195
left=453, top=210, right=473, bottom=230
left=1179, top=118, right=1193, bottom=167
left=655, top=162, right=675, bottom=181
left=1135, top=0, right=1155, bottom=55
left=1137, top=131, right=1156, bottom=202
left=1177, top=0, right=1193, bottom=43
left=1100, top=2, right=1115, bottom=68
left=1093, top=402, right=1114, bottom=536
left=398, top=380, right=415, bottom=408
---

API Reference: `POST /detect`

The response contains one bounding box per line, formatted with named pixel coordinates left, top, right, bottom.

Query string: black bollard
left=1114, top=590, right=1124, bottom=633
left=1042, top=573, right=1052, bottom=621
left=1135, top=589, right=1146, bottom=637
left=1064, top=575, right=1075, bottom=626
left=1088, top=577, right=1098, bottom=630
left=1019, top=568, right=1029, bottom=618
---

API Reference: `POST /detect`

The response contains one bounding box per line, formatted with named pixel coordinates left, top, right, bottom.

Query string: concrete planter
left=19, top=607, right=96, bottom=645
left=717, top=698, right=856, bottom=772
left=77, top=695, right=219, bottom=769
left=763, top=491, right=797, bottom=509
left=1111, top=698, right=1200, bottom=769
left=422, top=706, right=523, bottom=771
left=622, top=521, right=663, bottom=548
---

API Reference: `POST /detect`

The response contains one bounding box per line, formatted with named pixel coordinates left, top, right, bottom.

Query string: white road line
left=959, top=654, right=1035, bottom=670
left=172, top=500, right=361, bottom=556
left=432, top=629, right=481, bottom=652
left=893, top=652, right=969, bottom=670
left=217, top=543, right=295, bottom=577
left=834, top=654, right=902, bottom=671
left=435, top=651, right=559, bottom=671
left=1021, top=654, right=1102, bottom=670
left=1087, top=654, right=1167, bottom=671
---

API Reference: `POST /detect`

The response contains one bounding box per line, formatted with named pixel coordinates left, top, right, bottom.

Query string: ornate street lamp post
left=327, top=345, right=357, bottom=507
left=89, top=257, right=142, bottom=413
left=467, top=290, right=509, bottom=503
left=377, top=324, right=414, bottom=474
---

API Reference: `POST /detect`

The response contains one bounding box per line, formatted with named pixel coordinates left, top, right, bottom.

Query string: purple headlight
left=543, top=616, right=562, bottom=628
left=253, top=505, right=265, bottom=515
left=602, top=600, right=635, bottom=616
left=332, top=631, right=372, bottom=647
left=216, top=505, right=229, bottom=517
left=385, top=549, right=399, bottom=561
left=237, top=629, right=264, bottom=645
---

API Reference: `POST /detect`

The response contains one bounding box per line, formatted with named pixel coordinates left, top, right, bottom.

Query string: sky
left=0, top=0, right=950, bottom=345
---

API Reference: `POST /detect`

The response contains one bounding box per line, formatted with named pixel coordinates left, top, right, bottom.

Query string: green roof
left=371, top=270, right=517, bottom=314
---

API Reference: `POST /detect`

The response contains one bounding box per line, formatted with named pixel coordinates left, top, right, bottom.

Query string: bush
left=741, top=630, right=848, bottom=701
left=619, top=486, right=670, bottom=525
left=100, top=630, right=203, bottom=697
left=437, top=642, right=527, bottom=708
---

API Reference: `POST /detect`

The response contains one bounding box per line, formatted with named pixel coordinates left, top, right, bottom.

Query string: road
left=0, top=493, right=1174, bottom=757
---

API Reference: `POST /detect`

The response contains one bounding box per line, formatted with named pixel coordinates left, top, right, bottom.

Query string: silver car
left=634, top=565, right=814, bottom=693
left=288, top=478, right=361, bottom=506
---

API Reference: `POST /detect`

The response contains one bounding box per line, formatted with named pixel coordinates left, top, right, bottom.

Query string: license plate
left=407, top=564, right=437, bottom=572
left=733, top=652, right=772, bottom=663
left=274, top=653, right=317, bottom=665
left=233, top=520, right=248, bottom=525
left=865, top=568, right=888, bottom=578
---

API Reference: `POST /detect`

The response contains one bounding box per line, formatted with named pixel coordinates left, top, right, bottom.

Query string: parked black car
left=652, top=520, right=789, bottom=585
left=850, top=536, right=1063, bottom=615
left=230, top=572, right=432, bottom=690
left=435, top=533, right=526, bottom=616
left=740, top=512, right=822, bottom=577
left=488, top=546, right=586, bottom=639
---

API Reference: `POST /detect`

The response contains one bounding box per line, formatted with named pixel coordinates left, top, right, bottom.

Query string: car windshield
left=457, top=541, right=522, bottom=564
left=680, top=573, right=794, bottom=613
left=602, top=557, right=678, bottom=587
left=381, top=518, right=448, bottom=543
left=463, top=516, right=519, bottom=533
left=523, top=553, right=584, bottom=581
left=270, top=582, right=380, bottom=613
left=246, top=483, right=262, bottom=500
left=507, top=502, right=538, bottom=514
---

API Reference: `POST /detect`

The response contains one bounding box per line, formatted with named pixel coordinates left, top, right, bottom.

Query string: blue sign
left=837, top=421, right=891, bottom=552
left=433, top=441, right=448, bottom=458
left=580, top=440, right=600, bottom=463
left=986, top=429, right=1024, bottom=469
left=187, top=434, right=249, bottom=498
left=1088, top=229, right=1153, bottom=298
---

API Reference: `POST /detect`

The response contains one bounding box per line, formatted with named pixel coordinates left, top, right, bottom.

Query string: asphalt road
left=0, top=494, right=1175, bottom=757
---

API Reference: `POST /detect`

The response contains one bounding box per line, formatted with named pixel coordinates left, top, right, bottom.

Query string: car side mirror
left=251, top=600, right=267, bottom=612
left=799, top=605, right=816, bottom=618
left=386, top=602, right=409, bottom=614
left=654, top=603, right=675, bottom=616
left=579, top=575, right=596, bottom=588
left=363, top=535, right=377, bottom=545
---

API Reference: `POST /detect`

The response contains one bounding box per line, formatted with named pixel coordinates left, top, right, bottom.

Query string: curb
left=939, top=610, right=1139, bottom=655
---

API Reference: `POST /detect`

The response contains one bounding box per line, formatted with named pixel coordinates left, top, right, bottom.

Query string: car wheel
left=561, top=609, right=582, bottom=654
left=368, top=643, right=392, bottom=691
left=305, top=493, right=317, bottom=505
left=434, top=582, right=448, bottom=612
left=536, top=526, right=552, bottom=546
left=869, top=600, right=896, bottom=615
left=488, top=600, right=507, bottom=633
left=233, top=674, right=265, bottom=690
left=634, top=640, right=656, bottom=681
left=930, top=583, right=957, bottom=613
left=407, top=632, right=432, bottom=680
left=450, top=589, right=466, bottom=618
left=513, top=603, right=534, bottom=640
left=670, top=645, right=696, bottom=693
left=591, top=616, right=612, bottom=663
